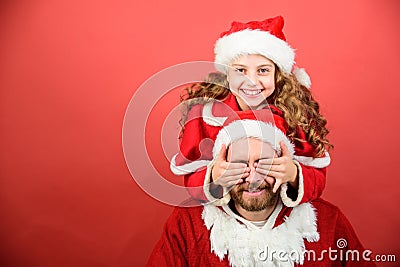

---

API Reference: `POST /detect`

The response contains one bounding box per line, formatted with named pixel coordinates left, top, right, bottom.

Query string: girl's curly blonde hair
left=180, top=69, right=332, bottom=157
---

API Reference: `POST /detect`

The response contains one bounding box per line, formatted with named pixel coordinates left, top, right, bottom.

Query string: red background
left=1, top=0, right=399, bottom=266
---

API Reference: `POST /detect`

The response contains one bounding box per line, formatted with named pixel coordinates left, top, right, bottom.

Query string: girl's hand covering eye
left=211, top=145, right=250, bottom=188
left=255, top=141, right=298, bottom=193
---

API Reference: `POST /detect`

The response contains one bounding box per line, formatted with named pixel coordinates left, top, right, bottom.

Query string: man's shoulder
left=311, top=198, right=339, bottom=209
left=163, top=199, right=206, bottom=232
left=169, top=199, right=205, bottom=218
left=309, top=198, right=357, bottom=229
left=310, top=198, right=342, bottom=218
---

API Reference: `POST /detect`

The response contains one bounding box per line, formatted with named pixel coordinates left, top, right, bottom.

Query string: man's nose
left=245, top=165, right=258, bottom=183
left=246, top=164, right=264, bottom=191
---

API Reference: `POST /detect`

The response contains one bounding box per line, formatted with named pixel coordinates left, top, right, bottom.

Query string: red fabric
left=220, top=16, right=287, bottom=41
left=294, top=125, right=315, bottom=157
left=146, top=199, right=376, bottom=267
left=175, top=93, right=327, bottom=203
left=301, top=164, right=327, bottom=202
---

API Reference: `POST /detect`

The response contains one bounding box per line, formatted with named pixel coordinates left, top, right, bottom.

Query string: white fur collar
left=202, top=201, right=319, bottom=266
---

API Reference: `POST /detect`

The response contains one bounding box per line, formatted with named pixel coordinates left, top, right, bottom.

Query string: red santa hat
left=212, top=109, right=295, bottom=159
left=214, top=16, right=311, bottom=89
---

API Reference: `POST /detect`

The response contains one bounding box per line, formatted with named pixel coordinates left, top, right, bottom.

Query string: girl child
left=170, top=16, right=332, bottom=207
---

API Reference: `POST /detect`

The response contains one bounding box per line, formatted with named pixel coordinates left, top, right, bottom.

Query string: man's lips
left=237, top=183, right=269, bottom=197
left=242, top=188, right=266, bottom=197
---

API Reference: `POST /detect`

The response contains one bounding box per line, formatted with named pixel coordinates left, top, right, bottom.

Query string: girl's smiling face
left=227, top=54, right=276, bottom=110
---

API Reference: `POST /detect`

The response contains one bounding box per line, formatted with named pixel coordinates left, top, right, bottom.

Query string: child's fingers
left=216, top=161, right=247, bottom=173
left=213, top=162, right=247, bottom=178
left=273, top=179, right=283, bottom=193
left=216, top=144, right=227, bottom=162
left=255, top=167, right=270, bottom=176
left=256, top=158, right=274, bottom=165
left=265, top=170, right=284, bottom=180
left=218, top=175, right=247, bottom=187
left=279, top=141, right=291, bottom=157
left=226, top=179, right=244, bottom=188
left=222, top=168, right=249, bottom=177
left=265, top=176, right=275, bottom=186
left=256, top=157, right=284, bottom=166
left=226, top=162, right=249, bottom=170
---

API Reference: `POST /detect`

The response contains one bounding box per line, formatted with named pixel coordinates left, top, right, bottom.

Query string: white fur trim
left=170, top=154, right=211, bottom=175
left=293, top=67, right=311, bottom=89
left=214, top=29, right=295, bottom=74
left=294, top=151, right=331, bottom=168
left=213, top=119, right=295, bottom=159
left=280, top=161, right=304, bottom=207
left=202, top=202, right=319, bottom=266
left=202, top=102, right=228, bottom=126
left=203, top=160, right=231, bottom=205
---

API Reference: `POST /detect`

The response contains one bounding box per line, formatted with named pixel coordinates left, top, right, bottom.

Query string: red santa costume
left=148, top=115, right=375, bottom=267
left=147, top=198, right=375, bottom=267
left=170, top=16, right=331, bottom=206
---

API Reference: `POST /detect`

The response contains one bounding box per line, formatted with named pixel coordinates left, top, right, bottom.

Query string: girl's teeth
left=242, top=89, right=262, bottom=95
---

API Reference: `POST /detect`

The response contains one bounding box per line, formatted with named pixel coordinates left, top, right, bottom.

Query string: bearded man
left=147, top=112, right=376, bottom=267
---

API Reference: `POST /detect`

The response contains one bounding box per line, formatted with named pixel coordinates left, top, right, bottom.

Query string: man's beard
left=230, top=182, right=279, bottom=212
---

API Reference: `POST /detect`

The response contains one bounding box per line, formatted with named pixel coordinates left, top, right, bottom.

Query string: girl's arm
left=170, top=104, right=217, bottom=202
left=288, top=125, right=330, bottom=205
left=183, top=168, right=209, bottom=202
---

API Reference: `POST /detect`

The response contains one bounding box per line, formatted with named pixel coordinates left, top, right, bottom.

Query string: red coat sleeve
left=298, top=164, right=326, bottom=204
left=176, top=104, right=215, bottom=164
left=184, top=169, right=209, bottom=202
left=172, top=104, right=221, bottom=202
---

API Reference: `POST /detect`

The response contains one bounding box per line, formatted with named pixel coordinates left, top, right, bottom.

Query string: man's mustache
left=235, top=181, right=272, bottom=192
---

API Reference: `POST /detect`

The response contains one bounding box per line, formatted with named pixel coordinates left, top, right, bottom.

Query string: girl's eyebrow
left=231, top=64, right=247, bottom=67
left=257, top=64, right=274, bottom=68
left=231, top=63, right=274, bottom=68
